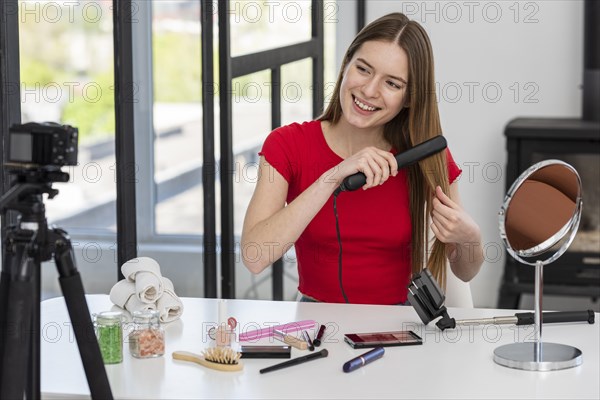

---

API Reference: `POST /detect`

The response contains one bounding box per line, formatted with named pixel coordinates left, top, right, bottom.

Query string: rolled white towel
left=162, top=277, right=175, bottom=291
left=156, top=277, right=183, bottom=323
left=109, top=280, right=157, bottom=314
left=109, top=279, right=135, bottom=308
left=121, top=257, right=163, bottom=304
left=125, top=295, right=157, bottom=314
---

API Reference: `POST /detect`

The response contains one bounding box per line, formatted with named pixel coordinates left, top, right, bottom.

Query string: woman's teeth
left=354, top=96, right=378, bottom=111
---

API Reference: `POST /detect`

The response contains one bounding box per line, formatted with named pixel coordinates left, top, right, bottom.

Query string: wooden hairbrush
left=172, top=347, right=243, bottom=372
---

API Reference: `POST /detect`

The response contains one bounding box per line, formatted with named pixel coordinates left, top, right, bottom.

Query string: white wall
left=351, top=1, right=584, bottom=307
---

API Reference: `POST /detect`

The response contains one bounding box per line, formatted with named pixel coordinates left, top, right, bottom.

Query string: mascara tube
left=342, top=347, right=385, bottom=373
left=313, top=325, right=326, bottom=347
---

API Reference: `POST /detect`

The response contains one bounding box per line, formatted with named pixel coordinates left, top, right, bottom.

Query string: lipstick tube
left=342, top=347, right=385, bottom=373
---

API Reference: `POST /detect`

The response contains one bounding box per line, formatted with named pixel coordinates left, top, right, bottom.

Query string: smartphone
left=343, top=330, right=423, bottom=349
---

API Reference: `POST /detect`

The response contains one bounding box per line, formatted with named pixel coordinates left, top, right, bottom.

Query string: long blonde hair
left=320, top=13, right=449, bottom=287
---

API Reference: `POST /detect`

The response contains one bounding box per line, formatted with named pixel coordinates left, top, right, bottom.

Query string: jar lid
left=96, top=311, right=123, bottom=324
left=132, top=310, right=160, bottom=324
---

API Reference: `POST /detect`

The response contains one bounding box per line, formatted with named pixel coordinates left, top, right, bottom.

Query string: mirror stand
left=495, top=160, right=584, bottom=371
left=493, top=260, right=583, bottom=371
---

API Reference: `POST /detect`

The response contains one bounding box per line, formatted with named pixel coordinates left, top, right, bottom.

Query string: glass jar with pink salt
left=128, top=310, right=165, bottom=358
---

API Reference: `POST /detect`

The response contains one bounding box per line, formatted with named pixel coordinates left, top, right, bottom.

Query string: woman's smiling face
left=339, top=40, right=409, bottom=130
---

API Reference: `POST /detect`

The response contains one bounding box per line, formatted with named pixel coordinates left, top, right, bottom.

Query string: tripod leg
left=0, top=242, right=34, bottom=399
left=53, top=231, right=113, bottom=400
left=1, top=229, right=25, bottom=358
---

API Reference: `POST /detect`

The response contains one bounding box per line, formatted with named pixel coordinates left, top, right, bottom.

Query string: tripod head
left=0, top=167, right=69, bottom=210
left=0, top=167, right=72, bottom=267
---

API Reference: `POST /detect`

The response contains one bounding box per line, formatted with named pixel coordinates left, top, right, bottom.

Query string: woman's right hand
left=329, top=146, right=399, bottom=190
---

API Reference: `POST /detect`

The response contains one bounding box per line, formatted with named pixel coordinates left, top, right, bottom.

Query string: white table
left=41, top=295, right=599, bottom=399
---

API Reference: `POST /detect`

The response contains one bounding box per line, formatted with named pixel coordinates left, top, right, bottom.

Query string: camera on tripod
left=1, top=121, right=113, bottom=399
left=7, top=121, right=78, bottom=170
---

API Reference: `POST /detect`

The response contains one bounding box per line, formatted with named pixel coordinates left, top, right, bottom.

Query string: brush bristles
left=202, top=347, right=241, bottom=365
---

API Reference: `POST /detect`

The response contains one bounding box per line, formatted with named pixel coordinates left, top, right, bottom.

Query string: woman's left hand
left=430, top=186, right=480, bottom=245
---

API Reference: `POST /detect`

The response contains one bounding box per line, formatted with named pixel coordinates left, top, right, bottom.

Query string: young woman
left=241, top=13, right=484, bottom=304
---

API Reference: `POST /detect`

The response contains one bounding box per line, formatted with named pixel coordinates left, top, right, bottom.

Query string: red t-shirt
left=259, top=120, right=462, bottom=304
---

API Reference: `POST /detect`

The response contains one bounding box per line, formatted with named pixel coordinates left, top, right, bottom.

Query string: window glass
left=18, top=0, right=116, bottom=232
left=230, top=0, right=312, bottom=57
left=232, top=70, right=272, bottom=237
left=281, top=58, right=314, bottom=126
left=152, top=0, right=203, bottom=235
left=153, top=1, right=336, bottom=239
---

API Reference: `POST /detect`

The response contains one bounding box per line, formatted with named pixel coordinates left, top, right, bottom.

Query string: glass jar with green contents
left=94, top=311, right=124, bottom=364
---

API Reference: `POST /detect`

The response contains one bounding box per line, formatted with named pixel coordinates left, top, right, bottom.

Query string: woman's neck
left=322, top=118, right=390, bottom=158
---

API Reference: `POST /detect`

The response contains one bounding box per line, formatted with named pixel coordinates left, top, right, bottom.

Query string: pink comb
left=238, top=320, right=316, bottom=342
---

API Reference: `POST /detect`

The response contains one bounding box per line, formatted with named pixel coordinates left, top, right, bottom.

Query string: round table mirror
left=495, top=160, right=583, bottom=371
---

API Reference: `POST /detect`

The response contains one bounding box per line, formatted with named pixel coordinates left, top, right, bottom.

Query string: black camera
left=8, top=122, right=78, bottom=168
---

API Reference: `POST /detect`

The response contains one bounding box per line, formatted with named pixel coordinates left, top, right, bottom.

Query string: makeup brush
left=172, top=347, right=243, bottom=372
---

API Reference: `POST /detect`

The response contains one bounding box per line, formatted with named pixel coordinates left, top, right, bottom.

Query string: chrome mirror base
left=494, top=342, right=582, bottom=371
